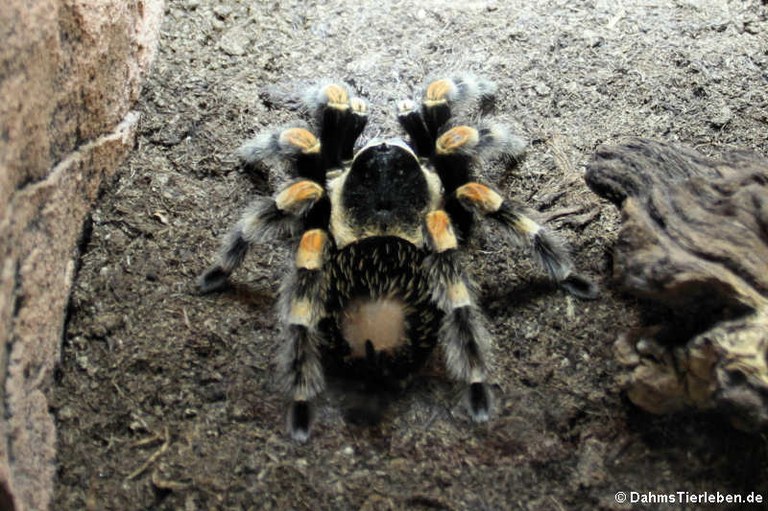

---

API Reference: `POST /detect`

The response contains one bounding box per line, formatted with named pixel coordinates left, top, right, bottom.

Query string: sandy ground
left=53, top=1, right=768, bottom=509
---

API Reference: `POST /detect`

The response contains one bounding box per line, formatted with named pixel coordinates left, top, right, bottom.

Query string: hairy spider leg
left=237, top=127, right=326, bottom=183
left=432, top=124, right=522, bottom=239
left=396, top=78, right=456, bottom=158
left=238, top=82, right=367, bottom=183
left=397, top=99, right=434, bottom=158
left=399, top=80, right=523, bottom=238
left=397, top=75, right=499, bottom=159
left=424, top=210, right=493, bottom=421
left=339, top=97, right=368, bottom=162
left=277, top=228, right=331, bottom=441
left=306, top=83, right=368, bottom=170
left=456, top=182, right=598, bottom=299
left=422, top=78, right=456, bottom=139
left=197, top=180, right=325, bottom=293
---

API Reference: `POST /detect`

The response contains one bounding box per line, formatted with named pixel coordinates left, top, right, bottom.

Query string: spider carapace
left=198, top=75, right=598, bottom=441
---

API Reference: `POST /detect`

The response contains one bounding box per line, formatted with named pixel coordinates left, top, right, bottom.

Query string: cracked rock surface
left=1, top=1, right=163, bottom=510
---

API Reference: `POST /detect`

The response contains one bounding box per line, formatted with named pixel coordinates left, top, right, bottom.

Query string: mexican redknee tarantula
left=198, top=75, right=598, bottom=441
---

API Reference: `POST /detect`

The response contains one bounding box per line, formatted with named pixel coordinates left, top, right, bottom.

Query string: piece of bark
left=585, top=138, right=768, bottom=431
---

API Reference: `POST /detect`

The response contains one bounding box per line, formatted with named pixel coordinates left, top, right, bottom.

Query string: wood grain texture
left=587, top=138, right=768, bottom=430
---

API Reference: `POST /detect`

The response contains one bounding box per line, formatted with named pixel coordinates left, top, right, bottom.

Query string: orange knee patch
left=324, top=83, right=350, bottom=110
left=279, top=128, right=321, bottom=154
left=456, top=183, right=503, bottom=214
left=426, top=210, right=458, bottom=252
left=425, top=78, right=455, bottom=106
left=435, top=126, right=479, bottom=155
left=296, top=229, right=327, bottom=270
left=276, top=181, right=324, bottom=212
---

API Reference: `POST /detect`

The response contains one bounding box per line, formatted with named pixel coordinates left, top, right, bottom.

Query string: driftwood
left=585, top=139, right=768, bottom=431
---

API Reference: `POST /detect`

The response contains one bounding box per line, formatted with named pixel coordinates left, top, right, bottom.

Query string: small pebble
left=213, top=5, right=233, bottom=19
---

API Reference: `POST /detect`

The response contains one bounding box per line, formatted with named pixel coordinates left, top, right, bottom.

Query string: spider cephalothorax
left=198, top=75, right=598, bottom=441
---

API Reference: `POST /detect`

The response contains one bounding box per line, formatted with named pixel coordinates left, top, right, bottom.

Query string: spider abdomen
left=340, top=296, right=408, bottom=358
left=324, top=236, right=441, bottom=380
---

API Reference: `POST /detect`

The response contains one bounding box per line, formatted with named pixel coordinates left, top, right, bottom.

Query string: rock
left=586, top=138, right=768, bottom=431
left=213, top=4, right=233, bottom=19
left=0, top=1, right=163, bottom=510
left=710, top=106, right=733, bottom=128
left=219, top=28, right=248, bottom=56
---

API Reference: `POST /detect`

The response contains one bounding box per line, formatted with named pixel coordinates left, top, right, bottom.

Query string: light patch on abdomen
left=340, top=297, right=408, bottom=358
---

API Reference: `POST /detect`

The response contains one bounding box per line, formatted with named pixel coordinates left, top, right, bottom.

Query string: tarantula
left=198, top=75, right=598, bottom=441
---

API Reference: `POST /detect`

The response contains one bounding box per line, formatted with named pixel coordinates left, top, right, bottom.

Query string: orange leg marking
left=425, top=78, right=456, bottom=106
left=296, top=229, right=327, bottom=270
left=435, top=126, right=480, bottom=155
left=279, top=128, right=321, bottom=154
left=456, top=183, right=503, bottom=214
left=324, top=83, right=350, bottom=110
left=426, top=210, right=458, bottom=252
left=275, top=181, right=324, bottom=212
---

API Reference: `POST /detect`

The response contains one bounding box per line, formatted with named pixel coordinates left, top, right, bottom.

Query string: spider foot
left=287, top=400, right=312, bottom=442
left=468, top=382, right=491, bottom=422
left=561, top=273, right=600, bottom=300
left=196, top=265, right=230, bottom=294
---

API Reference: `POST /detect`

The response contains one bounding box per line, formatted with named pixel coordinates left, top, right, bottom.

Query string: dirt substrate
left=52, top=1, right=768, bottom=510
